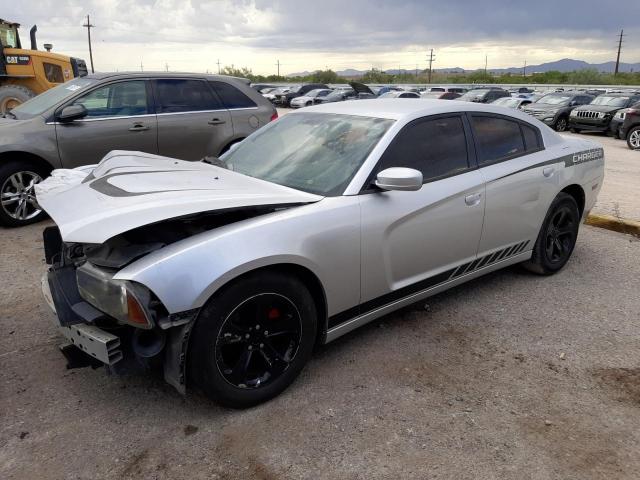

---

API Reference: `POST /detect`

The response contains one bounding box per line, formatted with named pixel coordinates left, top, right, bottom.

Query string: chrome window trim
left=45, top=113, right=156, bottom=125
left=156, top=109, right=227, bottom=117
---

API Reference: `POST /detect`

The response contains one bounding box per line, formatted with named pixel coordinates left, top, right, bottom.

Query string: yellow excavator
left=0, top=18, right=87, bottom=113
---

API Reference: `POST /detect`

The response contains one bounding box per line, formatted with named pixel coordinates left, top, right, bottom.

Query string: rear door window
left=209, top=81, right=257, bottom=109
left=375, top=115, right=470, bottom=183
left=154, top=79, right=222, bottom=113
left=471, top=115, right=526, bottom=165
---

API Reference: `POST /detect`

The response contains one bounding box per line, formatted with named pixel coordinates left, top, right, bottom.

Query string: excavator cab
left=0, top=18, right=87, bottom=113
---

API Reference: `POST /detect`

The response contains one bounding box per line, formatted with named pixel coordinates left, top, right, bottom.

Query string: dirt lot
left=1, top=222, right=639, bottom=479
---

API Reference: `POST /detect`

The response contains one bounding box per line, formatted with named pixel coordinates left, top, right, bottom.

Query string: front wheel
left=522, top=192, right=580, bottom=275
left=0, top=161, right=49, bottom=227
left=554, top=116, right=568, bottom=132
left=627, top=126, right=640, bottom=150
left=189, top=271, right=318, bottom=408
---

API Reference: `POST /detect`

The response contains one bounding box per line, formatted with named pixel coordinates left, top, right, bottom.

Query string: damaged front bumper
left=42, top=228, right=199, bottom=395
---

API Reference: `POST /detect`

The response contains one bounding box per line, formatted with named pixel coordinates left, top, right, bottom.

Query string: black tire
left=522, top=192, right=580, bottom=275
left=189, top=271, right=318, bottom=408
left=627, top=126, right=640, bottom=150
left=570, top=127, right=581, bottom=134
left=0, top=161, right=49, bottom=227
left=554, top=116, right=568, bottom=132
left=0, top=85, right=35, bottom=114
left=305, top=101, right=311, bottom=107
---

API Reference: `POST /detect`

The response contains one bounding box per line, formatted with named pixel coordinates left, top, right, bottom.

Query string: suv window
left=209, top=81, right=257, bottom=109
left=73, top=80, right=149, bottom=118
left=521, top=123, right=541, bottom=151
left=471, top=116, right=526, bottom=165
left=376, top=115, right=469, bottom=182
left=154, top=79, right=221, bottom=113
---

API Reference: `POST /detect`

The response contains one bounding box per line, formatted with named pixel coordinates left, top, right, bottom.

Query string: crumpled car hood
left=37, top=150, right=323, bottom=244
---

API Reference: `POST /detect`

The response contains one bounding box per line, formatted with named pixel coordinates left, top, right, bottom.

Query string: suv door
left=208, top=80, right=261, bottom=142
left=55, top=80, right=157, bottom=168
left=153, top=78, right=233, bottom=160
left=359, top=114, right=486, bottom=309
left=470, top=114, right=554, bottom=258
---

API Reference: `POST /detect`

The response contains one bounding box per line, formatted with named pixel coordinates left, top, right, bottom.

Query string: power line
left=82, top=14, right=95, bottom=73
left=614, top=29, right=624, bottom=75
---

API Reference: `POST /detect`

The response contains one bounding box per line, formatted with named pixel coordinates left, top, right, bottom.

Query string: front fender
left=114, top=197, right=361, bottom=318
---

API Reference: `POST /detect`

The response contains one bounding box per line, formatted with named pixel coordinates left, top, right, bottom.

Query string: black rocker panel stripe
left=328, top=240, right=531, bottom=329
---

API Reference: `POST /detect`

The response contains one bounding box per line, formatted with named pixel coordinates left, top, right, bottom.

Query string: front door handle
left=129, top=124, right=150, bottom=132
left=464, top=193, right=482, bottom=206
left=543, top=166, right=555, bottom=177
left=208, top=118, right=226, bottom=125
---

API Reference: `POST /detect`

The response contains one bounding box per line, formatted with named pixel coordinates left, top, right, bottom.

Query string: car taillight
left=270, top=111, right=278, bottom=122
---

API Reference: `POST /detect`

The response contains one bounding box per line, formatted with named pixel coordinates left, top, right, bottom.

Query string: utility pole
left=165, top=62, right=169, bottom=72
left=82, top=14, right=95, bottom=73
left=276, top=59, right=280, bottom=77
left=484, top=54, right=488, bottom=77
left=140, top=60, right=143, bottom=72
left=216, top=59, right=221, bottom=74
left=415, top=64, right=418, bottom=79
left=523, top=59, right=526, bottom=77
left=427, top=49, right=435, bottom=83
left=615, top=29, right=624, bottom=75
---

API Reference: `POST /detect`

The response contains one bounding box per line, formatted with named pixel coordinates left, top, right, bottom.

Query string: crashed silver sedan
left=38, top=99, right=604, bottom=408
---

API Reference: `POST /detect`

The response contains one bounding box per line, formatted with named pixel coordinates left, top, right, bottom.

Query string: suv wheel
left=554, top=117, right=568, bottom=132
left=627, top=126, right=640, bottom=150
left=0, top=161, right=48, bottom=227
left=522, top=192, right=580, bottom=275
left=189, top=271, right=318, bottom=408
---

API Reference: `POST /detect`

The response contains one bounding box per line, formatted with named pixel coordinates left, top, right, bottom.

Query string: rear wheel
left=0, top=85, right=35, bottom=114
left=0, top=161, right=49, bottom=227
left=189, top=271, right=317, bottom=408
left=522, top=192, right=580, bottom=275
left=627, top=126, right=640, bottom=150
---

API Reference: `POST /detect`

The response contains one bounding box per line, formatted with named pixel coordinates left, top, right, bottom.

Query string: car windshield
left=218, top=113, right=394, bottom=196
left=591, top=96, right=629, bottom=107
left=536, top=94, right=571, bottom=105
left=493, top=97, right=519, bottom=107
left=379, top=92, right=397, bottom=98
left=459, top=89, right=489, bottom=100
left=9, top=78, right=96, bottom=118
left=306, top=89, right=324, bottom=98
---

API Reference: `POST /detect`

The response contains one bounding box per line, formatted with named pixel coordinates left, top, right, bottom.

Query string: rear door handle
left=208, top=118, right=226, bottom=125
left=129, top=124, right=150, bottom=132
left=464, top=193, right=482, bottom=206
left=543, top=166, right=555, bottom=177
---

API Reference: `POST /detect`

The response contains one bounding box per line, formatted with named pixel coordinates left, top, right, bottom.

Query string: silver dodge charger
left=38, top=99, right=604, bottom=408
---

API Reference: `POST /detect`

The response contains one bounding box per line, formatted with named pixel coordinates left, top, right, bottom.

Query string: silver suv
left=0, top=72, right=276, bottom=226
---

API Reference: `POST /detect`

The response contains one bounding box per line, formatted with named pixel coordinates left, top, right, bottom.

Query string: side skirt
left=325, top=249, right=532, bottom=343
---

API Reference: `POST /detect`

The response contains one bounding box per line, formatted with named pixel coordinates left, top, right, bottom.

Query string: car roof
left=298, top=98, right=546, bottom=121
left=84, top=72, right=250, bottom=84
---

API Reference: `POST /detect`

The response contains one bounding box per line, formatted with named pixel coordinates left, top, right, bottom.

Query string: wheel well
left=219, top=138, right=245, bottom=155
left=0, top=151, right=54, bottom=174
left=561, top=184, right=585, bottom=216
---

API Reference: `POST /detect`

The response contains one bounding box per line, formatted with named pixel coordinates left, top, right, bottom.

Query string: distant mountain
left=286, top=58, right=639, bottom=78
left=487, top=58, right=640, bottom=74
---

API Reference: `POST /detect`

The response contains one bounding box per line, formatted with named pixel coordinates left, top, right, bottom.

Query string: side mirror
left=57, top=104, right=88, bottom=122
left=375, top=167, right=423, bottom=192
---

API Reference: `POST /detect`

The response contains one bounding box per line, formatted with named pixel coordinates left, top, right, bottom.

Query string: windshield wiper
left=201, top=155, right=228, bottom=169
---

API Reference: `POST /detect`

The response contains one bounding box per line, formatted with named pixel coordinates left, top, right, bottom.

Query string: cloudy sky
left=5, top=0, right=639, bottom=75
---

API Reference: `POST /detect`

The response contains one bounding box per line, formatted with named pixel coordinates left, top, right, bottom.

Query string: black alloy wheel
left=543, top=206, right=576, bottom=264
left=523, top=192, right=580, bottom=275
left=189, top=271, right=317, bottom=408
left=215, top=293, right=302, bottom=389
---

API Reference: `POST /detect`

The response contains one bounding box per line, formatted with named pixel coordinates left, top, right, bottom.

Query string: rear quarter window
left=471, top=115, right=526, bottom=165
left=209, top=81, right=257, bottom=109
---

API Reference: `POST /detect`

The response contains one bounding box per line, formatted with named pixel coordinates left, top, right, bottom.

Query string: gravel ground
left=1, top=222, right=639, bottom=480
